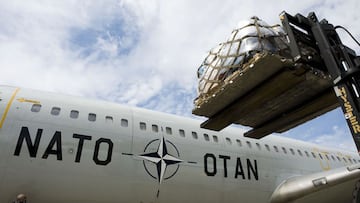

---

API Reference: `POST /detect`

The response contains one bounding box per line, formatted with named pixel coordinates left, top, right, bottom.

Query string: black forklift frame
left=279, top=11, right=360, bottom=152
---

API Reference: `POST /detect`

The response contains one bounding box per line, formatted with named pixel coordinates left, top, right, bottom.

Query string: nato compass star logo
left=139, top=137, right=183, bottom=183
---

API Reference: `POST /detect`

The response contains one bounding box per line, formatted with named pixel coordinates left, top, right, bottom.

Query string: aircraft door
left=0, top=87, right=20, bottom=189
left=0, top=87, right=19, bottom=130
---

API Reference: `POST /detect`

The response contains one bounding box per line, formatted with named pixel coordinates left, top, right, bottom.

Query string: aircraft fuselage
left=0, top=86, right=358, bottom=203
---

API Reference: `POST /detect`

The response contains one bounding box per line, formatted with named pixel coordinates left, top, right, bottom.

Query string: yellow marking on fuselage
left=313, top=148, right=331, bottom=171
left=0, top=88, right=20, bottom=129
left=17, top=97, right=40, bottom=104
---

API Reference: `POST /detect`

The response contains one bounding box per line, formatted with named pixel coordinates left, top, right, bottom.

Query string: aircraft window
left=51, top=107, right=61, bottom=116
left=349, top=158, right=353, bottom=163
left=331, top=155, right=335, bottom=161
left=165, top=127, right=172, bottom=135
left=282, top=147, right=287, bottom=154
left=343, top=157, right=347, bottom=163
left=204, top=134, right=210, bottom=141
left=70, top=110, right=79, bottom=119
left=297, top=150, right=303, bottom=156
left=353, top=159, right=357, bottom=163
left=265, top=144, right=270, bottom=151
left=256, top=143, right=261, bottom=150
left=290, top=148, right=295, bottom=155
left=192, top=132, right=198, bottom=139
left=336, top=156, right=341, bottom=161
left=212, top=135, right=218, bottom=142
left=88, top=113, right=96, bottom=122
left=121, top=119, right=128, bottom=127
left=105, top=116, right=113, bottom=123
left=31, top=104, right=42, bottom=112
left=273, top=146, right=279, bottom=152
left=325, top=154, right=330, bottom=160
left=311, top=152, right=316, bottom=158
left=304, top=151, right=309, bottom=157
left=179, top=129, right=185, bottom=137
left=246, top=141, right=251, bottom=148
left=139, top=122, right=146, bottom=130
left=152, top=125, right=159, bottom=132
left=318, top=153, right=323, bottom=160
left=226, top=138, right=232, bottom=145
left=236, top=139, right=242, bottom=147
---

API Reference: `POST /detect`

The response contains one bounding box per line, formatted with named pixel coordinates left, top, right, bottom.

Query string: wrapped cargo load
left=196, top=17, right=289, bottom=99
left=192, top=17, right=339, bottom=138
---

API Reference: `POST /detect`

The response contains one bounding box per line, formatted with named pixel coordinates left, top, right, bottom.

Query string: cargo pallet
left=193, top=12, right=360, bottom=152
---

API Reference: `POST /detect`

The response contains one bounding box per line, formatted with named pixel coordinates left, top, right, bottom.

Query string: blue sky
left=0, top=0, right=359, bottom=151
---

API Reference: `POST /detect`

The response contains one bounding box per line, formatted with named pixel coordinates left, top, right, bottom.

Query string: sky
left=0, top=0, right=359, bottom=152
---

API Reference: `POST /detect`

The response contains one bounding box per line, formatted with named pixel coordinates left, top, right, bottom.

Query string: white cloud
left=0, top=0, right=360, bottom=150
left=308, top=125, right=357, bottom=152
left=282, top=108, right=357, bottom=152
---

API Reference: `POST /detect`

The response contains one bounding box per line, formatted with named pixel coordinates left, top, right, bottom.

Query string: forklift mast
left=280, top=11, right=360, bottom=152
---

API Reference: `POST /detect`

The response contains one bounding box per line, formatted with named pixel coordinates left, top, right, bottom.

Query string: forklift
left=192, top=11, right=360, bottom=153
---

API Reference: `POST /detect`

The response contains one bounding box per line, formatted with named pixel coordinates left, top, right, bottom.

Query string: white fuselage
left=0, top=86, right=358, bottom=203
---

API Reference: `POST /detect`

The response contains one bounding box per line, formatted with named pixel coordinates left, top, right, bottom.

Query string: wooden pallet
left=193, top=53, right=338, bottom=138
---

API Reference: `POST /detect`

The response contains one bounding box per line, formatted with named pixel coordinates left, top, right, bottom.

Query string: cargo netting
left=195, top=17, right=289, bottom=105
